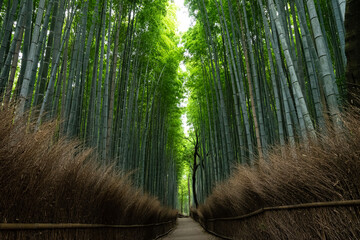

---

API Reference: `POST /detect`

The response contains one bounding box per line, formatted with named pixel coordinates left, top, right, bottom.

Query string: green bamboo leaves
left=0, top=0, right=184, bottom=208
left=183, top=0, right=346, bottom=204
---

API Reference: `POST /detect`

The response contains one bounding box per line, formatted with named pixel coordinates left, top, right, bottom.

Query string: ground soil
left=161, top=217, right=219, bottom=240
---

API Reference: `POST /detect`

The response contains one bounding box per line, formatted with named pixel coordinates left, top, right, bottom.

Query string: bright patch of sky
left=174, top=0, right=192, bottom=137
left=174, top=0, right=193, bottom=72
left=174, top=0, right=192, bottom=33
left=180, top=92, right=191, bottom=137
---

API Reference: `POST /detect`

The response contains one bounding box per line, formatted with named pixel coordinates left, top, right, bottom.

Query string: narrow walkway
left=161, top=217, right=219, bottom=240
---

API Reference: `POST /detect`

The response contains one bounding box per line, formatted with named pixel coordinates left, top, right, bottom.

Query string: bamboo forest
left=0, top=0, right=359, bottom=239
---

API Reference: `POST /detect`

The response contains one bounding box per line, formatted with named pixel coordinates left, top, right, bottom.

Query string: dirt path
left=161, top=217, right=219, bottom=240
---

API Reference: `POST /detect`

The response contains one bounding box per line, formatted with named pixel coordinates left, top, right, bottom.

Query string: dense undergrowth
left=0, top=106, right=177, bottom=239
left=195, top=107, right=360, bottom=239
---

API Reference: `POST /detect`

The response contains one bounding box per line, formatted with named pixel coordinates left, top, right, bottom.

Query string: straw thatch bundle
left=197, top=108, right=360, bottom=239
left=0, top=106, right=176, bottom=239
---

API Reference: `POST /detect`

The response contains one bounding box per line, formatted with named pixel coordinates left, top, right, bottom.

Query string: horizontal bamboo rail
left=206, top=199, right=360, bottom=222
left=195, top=199, right=360, bottom=240
left=0, top=220, right=175, bottom=230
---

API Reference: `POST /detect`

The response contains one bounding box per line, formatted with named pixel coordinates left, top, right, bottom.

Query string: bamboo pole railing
left=194, top=199, right=360, bottom=240
left=0, top=220, right=175, bottom=230
left=205, top=199, right=360, bottom=222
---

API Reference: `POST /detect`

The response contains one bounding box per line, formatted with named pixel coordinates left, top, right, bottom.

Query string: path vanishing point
left=161, top=217, right=219, bottom=240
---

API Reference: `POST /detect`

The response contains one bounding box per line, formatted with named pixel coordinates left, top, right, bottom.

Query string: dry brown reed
left=197, top=107, right=360, bottom=239
left=0, top=106, right=177, bottom=239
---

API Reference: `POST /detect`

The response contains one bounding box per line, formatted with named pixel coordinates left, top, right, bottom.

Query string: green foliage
left=181, top=0, right=347, bottom=205
left=0, top=0, right=188, bottom=209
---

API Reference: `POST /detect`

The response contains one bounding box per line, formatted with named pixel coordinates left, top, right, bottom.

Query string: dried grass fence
left=0, top=105, right=177, bottom=240
left=193, top=200, right=360, bottom=239
left=194, top=107, right=360, bottom=240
